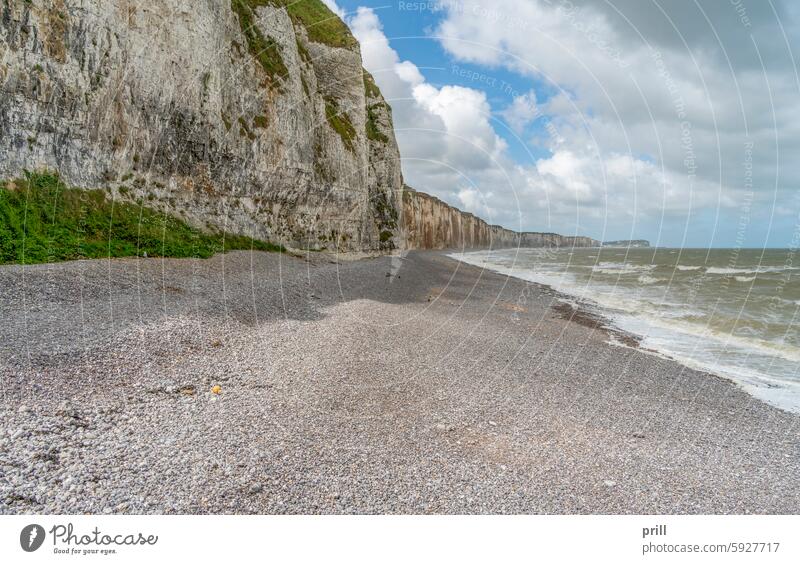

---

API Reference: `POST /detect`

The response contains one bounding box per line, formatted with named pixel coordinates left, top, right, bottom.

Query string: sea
left=449, top=247, right=800, bottom=413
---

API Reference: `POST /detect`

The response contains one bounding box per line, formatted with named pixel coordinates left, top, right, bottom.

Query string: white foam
left=622, top=312, right=800, bottom=364
left=675, top=265, right=702, bottom=271
left=591, top=262, right=655, bottom=275
left=706, top=266, right=794, bottom=275
left=637, top=275, right=661, bottom=285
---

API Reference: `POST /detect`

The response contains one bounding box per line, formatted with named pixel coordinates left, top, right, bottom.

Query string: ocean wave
left=621, top=313, right=800, bottom=364
left=599, top=261, right=656, bottom=269
left=592, top=262, right=655, bottom=274
left=593, top=296, right=800, bottom=364
left=706, top=266, right=793, bottom=275
left=705, top=267, right=753, bottom=275
left=637, top=275, right=661, bottom=285
left=592, top=269, right=635, bottom=275
left=734, top=275, right=757, bottom=282
left=675, top=265, right=702, bottom=271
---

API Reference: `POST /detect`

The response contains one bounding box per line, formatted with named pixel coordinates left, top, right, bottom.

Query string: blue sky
left=327, top=1, right=800, bottom=248
left=336, top=1, right=556, bottom=161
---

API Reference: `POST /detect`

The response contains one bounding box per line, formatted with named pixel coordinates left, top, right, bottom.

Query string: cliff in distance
left=1, top=0, right=597, bottom=253
left=601, top=240, right=651, bottom=248
left=402, top=187, right=599, bottom=250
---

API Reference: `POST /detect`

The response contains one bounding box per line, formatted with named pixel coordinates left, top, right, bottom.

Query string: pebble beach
left=1, top=251, right=798, bottom=514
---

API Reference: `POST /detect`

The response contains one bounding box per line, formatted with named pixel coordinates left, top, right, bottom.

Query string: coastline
left=1, top=250, right=798, bottom=514
left=448, top=248, right=800, bottom=415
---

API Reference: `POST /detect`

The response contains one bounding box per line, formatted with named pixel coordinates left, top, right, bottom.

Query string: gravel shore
left=1, top=250, right=798, bottom=514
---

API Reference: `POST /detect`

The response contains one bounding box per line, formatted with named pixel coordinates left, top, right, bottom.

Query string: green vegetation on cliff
left=366, top=103, right=389, bottom=143
left=233, top=0, right=357, bottom=52
left=363, top=70, right=389, bottom=142
left=0, top=172, right=284, bottom=265
left=363, top=70, right=382, bottom=98
left=275, top=0, right=358, bottom=49
left=231, top=0, right=288, bottom=87
left=324, top=96, right=357, bottom=152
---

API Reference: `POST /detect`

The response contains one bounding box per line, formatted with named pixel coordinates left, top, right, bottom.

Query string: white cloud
left=394, top=61, right=424, bottom=86
left=349, top=7, right=509, bottom=194
left=501, top=91, right=541, bottom=134
left=412, top=83, right=507, bottom=169
left=432, top=0, right=800, bottom=244
left=457, top=187, right=492, bottom=218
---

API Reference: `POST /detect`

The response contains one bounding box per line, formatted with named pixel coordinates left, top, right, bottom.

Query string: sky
left=323, top=0, right=800, bottom=248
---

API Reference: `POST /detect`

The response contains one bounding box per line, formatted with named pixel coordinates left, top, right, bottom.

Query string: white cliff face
left=0, top=0, right=402, bottom=251
left=402, top=187, right=599, bottom=250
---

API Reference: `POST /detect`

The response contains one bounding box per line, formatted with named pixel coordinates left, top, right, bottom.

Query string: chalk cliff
left=0, top=0, right=401, bottom=251
left=401, top=187, right=599, bottom=250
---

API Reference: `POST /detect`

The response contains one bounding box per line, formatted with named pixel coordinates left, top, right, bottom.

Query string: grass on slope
left=234, top=1, right=357, bottom=50
left=0, top=172, right=284, bottom=265
left=276, top=0, right=357, bottom=49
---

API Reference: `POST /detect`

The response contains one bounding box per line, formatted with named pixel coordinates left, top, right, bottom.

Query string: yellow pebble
left=211, top=385, right=221, bottom=394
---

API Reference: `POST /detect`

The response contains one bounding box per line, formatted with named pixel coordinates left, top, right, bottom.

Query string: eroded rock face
left=402, top=187, right=599, bottom=250
left=0, top=0, right=402, bottom=251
